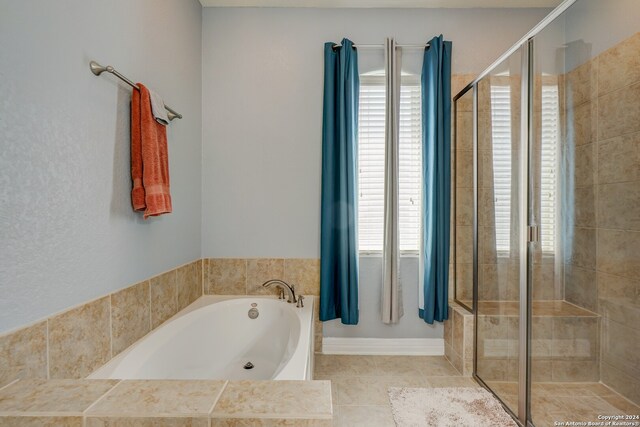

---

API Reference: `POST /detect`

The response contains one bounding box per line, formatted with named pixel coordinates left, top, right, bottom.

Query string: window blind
left=357, top=75, right=422, bottom=252
left=489, top=85, right=513, bottom=254
left=540, top=85, right=559, bottom=253
left=489, top=83, right=558, bottom=255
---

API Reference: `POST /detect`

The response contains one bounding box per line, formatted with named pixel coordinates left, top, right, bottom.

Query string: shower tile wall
left=442, top=74, right=478, bottom=377
left=452, top=33, right=640, bottom=399
left=453, top=72, right=557, bottom=305
left=451, top=74, right=476, bottom=304
left=562, top=31, right=640, bottom=404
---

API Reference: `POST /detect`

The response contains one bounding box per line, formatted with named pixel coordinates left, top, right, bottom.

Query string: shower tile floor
left=314, top=354, right=640, bottom=427
left=487, top=380, right=640, bottom=427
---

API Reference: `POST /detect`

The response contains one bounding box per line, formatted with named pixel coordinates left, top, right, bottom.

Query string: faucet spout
left=261, top=279, right=297, bottom=303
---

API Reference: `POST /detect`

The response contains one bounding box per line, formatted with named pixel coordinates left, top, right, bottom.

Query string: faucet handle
left=278, top=288, right=285, bottom=300
left=296, top=295, right=304, bottom=308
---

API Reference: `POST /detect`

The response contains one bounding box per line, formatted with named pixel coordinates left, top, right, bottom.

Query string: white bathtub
left=89, top=295, right=315, bottom=380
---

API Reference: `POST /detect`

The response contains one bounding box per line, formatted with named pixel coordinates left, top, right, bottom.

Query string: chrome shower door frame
left=460, top=1, right=580, bottom=425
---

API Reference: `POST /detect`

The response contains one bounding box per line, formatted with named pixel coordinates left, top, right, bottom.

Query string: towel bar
left=89, top=60, right=182, bottom=121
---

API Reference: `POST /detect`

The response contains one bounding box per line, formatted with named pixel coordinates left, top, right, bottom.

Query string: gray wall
left=0, top=0, right=203, bottom=333
left=564, top=0, right=640, bottom=71
left=201, top=7, right=551, bottom=338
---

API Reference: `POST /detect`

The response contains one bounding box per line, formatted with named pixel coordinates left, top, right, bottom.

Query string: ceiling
left=199, top=0, right=561, bottom=7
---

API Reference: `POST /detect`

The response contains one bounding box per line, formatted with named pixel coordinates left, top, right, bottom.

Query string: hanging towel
left=130, top=83, right=172, bottom=218
left=148, top=88, right=169, bottom=125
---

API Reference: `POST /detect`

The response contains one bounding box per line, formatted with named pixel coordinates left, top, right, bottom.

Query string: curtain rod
left=332, top=43, right=430, bottom=50
left=89, top=61, right=183, bottom=121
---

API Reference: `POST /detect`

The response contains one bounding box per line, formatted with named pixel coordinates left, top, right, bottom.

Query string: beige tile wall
left=48, top=296, right=111, bottom=379
left=0, top=260, right=202, bottom=387
left=450, top=34, right=640, bottom=397
left=563, top=32, right=640, bottom=403
left=0, top=321, right=47, bottom=389
left=443, top=302, right=473, bottom=376
left=453, top=72, right=568, bottom=305
left=452, top=74, right=476, bottom=304
left=204, top=258, right=323, bottom=352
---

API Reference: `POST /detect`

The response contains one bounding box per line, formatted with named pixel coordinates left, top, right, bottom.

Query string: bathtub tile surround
left=204, top=258, right=323, bottom=351
left=246, top=259, right=285, bottom=295
left=284, top=258, right=321, bottom=296
left=150, top=271, right=180, bottom=329
left=48, top=297, right=111, bottom=379
left=0, top=258, right=320, bottom=388
left=0, top=260, right=202, bottom=387
left=211, top=380, right=332, bottom=422
left=110, top=281, right=151, bottom=356
left=177, top=260, right=204, bottom=310
left=85, top=380, right=226, bottom=425
left=205, top=258, right=320, bottom=297
left=0, top=378, right=118, bottom=415
left=89, top=295, right=314, bottom=381
left=205, top=258, right=248, bottom=295
left=0, top=416, right=84, bottom=427
left=0, top=322, right=47, bottom=387
left=0, top=379, right=333, bottom=425
left=313, top=301, right=323, bottom=353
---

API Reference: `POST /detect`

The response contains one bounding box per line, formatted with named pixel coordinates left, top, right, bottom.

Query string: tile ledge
left=0, top=378, right=332, bottom=422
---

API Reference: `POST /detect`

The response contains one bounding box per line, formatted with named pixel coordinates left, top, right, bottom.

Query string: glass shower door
left=475, top=45, right=525, bottom=419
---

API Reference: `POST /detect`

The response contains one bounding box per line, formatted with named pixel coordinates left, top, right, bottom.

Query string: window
left=357, top=75, right=422, bottom=253
left=489, top=84, right=513, bottom=254
left=489, top=83, right=558, bottom=255
left=540, top=84, right=558, bottom=253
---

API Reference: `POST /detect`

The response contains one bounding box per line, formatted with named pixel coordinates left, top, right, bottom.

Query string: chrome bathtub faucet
left=261, top=279, right=297, bottom=303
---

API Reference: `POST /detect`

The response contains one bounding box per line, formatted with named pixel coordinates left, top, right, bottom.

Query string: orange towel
left=131, top=83, right=172, bottom=219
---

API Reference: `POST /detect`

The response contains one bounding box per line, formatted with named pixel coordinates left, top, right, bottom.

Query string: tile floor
left=314, top=354, right=640, bottom=427
left=313, top=354, right=478, bottom=426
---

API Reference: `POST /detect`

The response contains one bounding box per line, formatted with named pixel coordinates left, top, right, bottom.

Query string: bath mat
left=388, top=387, right=517, bottom=427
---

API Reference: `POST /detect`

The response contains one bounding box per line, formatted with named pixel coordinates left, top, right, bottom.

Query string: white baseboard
left=322, top=337, right=444, bottom=356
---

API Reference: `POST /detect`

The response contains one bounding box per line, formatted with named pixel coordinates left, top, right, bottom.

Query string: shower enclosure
left=453, top=0, right=640, bottom=425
